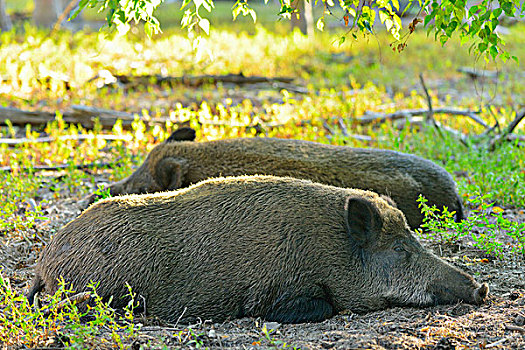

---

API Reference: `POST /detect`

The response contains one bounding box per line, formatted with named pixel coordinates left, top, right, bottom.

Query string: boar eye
left=393, top=244, right=406, bottom=253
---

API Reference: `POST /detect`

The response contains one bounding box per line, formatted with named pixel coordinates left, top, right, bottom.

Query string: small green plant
left=174, top=327, right=206, bottom=348
left=93, top=185, right=113, bottom=203
left=0, top=173, right=47, bottom=235
left=417, top=195, right=525, bottom=258
left=260, top=324, right=299, bottom=349
left=0, top=273, right=141, bottom=348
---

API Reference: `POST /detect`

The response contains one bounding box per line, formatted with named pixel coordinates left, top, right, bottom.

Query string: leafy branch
left=74, top=0, right=524, bottom=60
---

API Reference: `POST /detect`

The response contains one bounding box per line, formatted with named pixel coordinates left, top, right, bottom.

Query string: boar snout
left=473, top=283, right=489, bottom=304
left=429, top=271, right=489, bottom=305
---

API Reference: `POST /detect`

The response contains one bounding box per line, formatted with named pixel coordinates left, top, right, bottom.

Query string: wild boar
left=88, top=128, right=463, bottom=229
left=30, top=176, right=487, bottom=324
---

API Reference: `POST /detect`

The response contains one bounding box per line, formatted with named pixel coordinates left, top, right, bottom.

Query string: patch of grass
left=0, top=274, right=140, bottom=348
left=0, top=172, right=47, bottom=235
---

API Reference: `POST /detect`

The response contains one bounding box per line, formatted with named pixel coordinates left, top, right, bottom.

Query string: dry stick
left=485, top=337, right=509, bottom=348
left=419, top=73, right=444, bottom=138
left=0, top=134, right=132, bottom=145
left=488, top=108, right=525, bottom=151
left=51, top=0, right=79, bottom=34
left=505, top=324, right=525, bottom=333
left=457, top=67, right=500, bottom=80
left=337, top=117, right=349, bottom=137
left=357, top=108, right=485, bottom=126
left=42, top=292, right=91, bottom=317
left=0, top=162, right=113, bottom=173
left=109, top=72, right=296, bottom=87
left=503, top=107, right=525, bottom=137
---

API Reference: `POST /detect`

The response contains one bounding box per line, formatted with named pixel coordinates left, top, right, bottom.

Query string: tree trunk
left=0, top=0, right=12, bottom=31
left=33, top=0, right=58, bottom=27
left=291, top=0, right=314, bottom=36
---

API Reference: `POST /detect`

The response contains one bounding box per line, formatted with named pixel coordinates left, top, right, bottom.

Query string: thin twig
left=0, top=134, right=132, bottom=145
left=337, top=117, right=349, bottom=137
left=0, top=162, right=113, bottom=173
left=322, top=121, right=335, bottom=135
left=488, top=108, right=525, bottom=151
left=505, top=324, right=525, bottom=333
left=503, top=108, right=525, bottom=136
left=485, top=337, right=509, bottom=348
left=357, top=108, right=484, bottom=125
left=42, top=292, right=91, bottom=317
left=419, top=73, right=443, bottom=137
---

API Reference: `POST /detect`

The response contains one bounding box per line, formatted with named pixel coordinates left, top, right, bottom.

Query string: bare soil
left=1, top=173, right=524, bottom=349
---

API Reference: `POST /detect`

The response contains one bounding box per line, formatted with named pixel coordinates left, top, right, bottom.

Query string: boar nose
left=473, top=283, right=489, bottom=304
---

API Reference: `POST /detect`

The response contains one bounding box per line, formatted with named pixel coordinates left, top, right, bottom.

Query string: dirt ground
left=1, top=173, right=524, bottom=349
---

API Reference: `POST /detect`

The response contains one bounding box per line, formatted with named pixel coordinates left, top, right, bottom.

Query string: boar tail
left=455, top=196, right=465, bottom=223
left=165, top=127, right=196, bottom=143
left=26, top=275, right=44, bottom=305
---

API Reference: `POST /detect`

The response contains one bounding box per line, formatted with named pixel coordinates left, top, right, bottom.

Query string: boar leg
left=155, top=157, right=189, bottom=190
left=265, top=292, right=334, bottom=323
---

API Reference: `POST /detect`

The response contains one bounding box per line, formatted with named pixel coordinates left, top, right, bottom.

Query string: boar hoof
left=473, top=283, right=489, bottom=304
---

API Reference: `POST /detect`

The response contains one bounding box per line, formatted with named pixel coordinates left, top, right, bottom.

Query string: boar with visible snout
left=89, top=128, right=463, bottom=229
left=30, top=176, right=487, bottom=324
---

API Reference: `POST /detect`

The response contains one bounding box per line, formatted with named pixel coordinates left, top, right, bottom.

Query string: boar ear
left=155, top=157, right=189, bottom=190
left=165, top=127, right=196, bottom=143
left=345, top=197, right=382, bottom=246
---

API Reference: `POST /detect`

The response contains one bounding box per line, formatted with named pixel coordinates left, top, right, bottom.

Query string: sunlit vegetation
left=0, top=8, right=524, bottom=347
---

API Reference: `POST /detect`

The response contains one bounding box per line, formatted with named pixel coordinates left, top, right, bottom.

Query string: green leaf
left=478, top=42, right=488, bottom=53
left=439, top=34, right=448, bottom=46
left=249, top=8, right=257, bottom=22
left=391, top=0, right=400, bottom=11
left=316, top=17, right=325, bottom=31
left=144, top=22, right=153, bottom=38
left=489, top=45, right=498, bottom=59
left=198, top=18, right=210, bottom=34
left=492, top=8, right=503, bottom=18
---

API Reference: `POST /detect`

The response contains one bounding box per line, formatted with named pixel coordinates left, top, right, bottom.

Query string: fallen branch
left=95, top=72, right=296, bottom=88
left=488, top=108, right=525, bottom=151
left=357, top=108, right=485, bottom=127
left=0, top=105, right=172, bottom=130
left=0, top=105, right=291, bottom=131
left=457, top=67, right=500, bottom=80
left=503, top=108, right=525, bottom=136
left=0, top=162, right=113, bottom=173
left=0, top=134, right=132, bottom=145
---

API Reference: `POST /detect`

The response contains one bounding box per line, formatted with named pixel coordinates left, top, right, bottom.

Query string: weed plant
left=0, top=274, right=140, bottom=348
left=417, top=195, right=525, bottom=258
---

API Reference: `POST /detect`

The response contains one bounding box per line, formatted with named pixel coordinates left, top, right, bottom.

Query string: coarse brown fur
left=92, top=132, right=463, bottom=229
left=32, top=176, right=486, bottom=324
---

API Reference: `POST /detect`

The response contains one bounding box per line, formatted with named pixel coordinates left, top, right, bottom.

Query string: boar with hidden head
left=88, top=127, right=463, bottom=229
left=31, top=176, right=488, bottom=324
